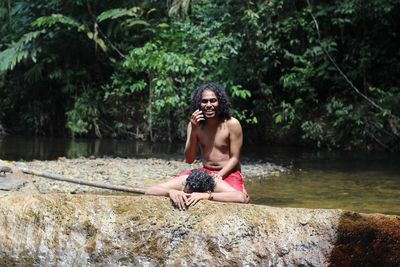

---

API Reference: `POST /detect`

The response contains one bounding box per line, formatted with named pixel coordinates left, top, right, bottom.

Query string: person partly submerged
left=145, top=82, right=249, bottom=209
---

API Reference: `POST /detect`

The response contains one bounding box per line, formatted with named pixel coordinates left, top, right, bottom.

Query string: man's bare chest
left=198, top=125, right=230, bottom=150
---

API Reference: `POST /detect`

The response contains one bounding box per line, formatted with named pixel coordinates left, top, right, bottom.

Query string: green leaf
left=33, top=14, right=87, bottom=32
left=123, top=19, right=150, bottom=28
left=274, top=114, right=283, bottom=124
left=158, top=23, right=169, bottom=28
left=97, top=7, right=142, bottom=22
left=0, top=30, right=44, bottom=72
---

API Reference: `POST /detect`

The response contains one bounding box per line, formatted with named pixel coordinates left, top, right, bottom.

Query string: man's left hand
left=185, top=192, right=208, bottom=206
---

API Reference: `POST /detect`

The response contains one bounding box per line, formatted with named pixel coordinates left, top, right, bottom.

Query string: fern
left=24, top=62, right=44, bottom=83
left=0, top=14, right=91, bottom=72
left=97, top=7, right=143, bottom=22
left=32, top=14, right=88, bottom=32
left=0, top=30, right=44, bottom=72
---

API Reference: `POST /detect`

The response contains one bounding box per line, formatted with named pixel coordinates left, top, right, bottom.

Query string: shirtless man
left=145, top=83, right=249, bottom=209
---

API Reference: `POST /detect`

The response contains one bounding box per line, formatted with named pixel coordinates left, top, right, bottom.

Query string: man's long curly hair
left=190, top=82, right=232, bottom=120
left=185, top=170, right=216, bottom=193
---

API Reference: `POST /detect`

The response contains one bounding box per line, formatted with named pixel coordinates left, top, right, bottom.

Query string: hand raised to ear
left=190, top=109, right=205, bottom=127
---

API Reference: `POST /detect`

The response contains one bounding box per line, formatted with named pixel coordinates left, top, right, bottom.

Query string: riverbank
left=0, top=157, right=287, bottom=194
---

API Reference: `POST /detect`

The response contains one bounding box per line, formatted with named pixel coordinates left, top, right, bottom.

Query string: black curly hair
left=190, top=82, right=232, bottom=121
left=184, top=169, right=216, bottom=193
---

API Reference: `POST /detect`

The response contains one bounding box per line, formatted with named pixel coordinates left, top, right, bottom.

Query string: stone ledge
left=0, top=194, right=398, bottom=266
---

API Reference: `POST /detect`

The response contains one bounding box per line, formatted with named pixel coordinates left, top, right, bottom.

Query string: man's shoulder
left=225, top=117, right=241, bottom=125
left=225, top=117, right=242, bottom=129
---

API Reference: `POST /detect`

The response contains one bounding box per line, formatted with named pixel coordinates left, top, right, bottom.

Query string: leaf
left=275, top=114, right=283, bottom=124
left=95, top=38, right=107, bottom=52
left=158, top=23, right=169, bottom=28
left=123, top=19, right=150, bottom=28
left=147, top=8, right=157, bottom=17
left=97, top=7, right=142, bottom=22
left=33, top=14, right=87, bottom=32
left=0, top=30, right=44, bottom=72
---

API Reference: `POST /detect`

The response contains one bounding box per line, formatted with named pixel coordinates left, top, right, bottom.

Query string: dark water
left=1, top=136, right=399, bottom=215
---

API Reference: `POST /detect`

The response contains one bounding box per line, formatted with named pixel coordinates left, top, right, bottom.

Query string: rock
left=0, top=162, right=26, bottom=191
left=0, top=166, right=13, bottom=176
left=0, top=194, right=398, bottom=266
left=0, top=176, right=26, bottom=190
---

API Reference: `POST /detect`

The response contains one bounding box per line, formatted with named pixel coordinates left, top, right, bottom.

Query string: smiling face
left=200, top=90, right=219, bottom=119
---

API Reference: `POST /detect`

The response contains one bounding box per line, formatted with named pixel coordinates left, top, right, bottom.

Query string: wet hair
left=185, top=170, right=216, bottom=193
left=190, top=82, right=232, bottom=120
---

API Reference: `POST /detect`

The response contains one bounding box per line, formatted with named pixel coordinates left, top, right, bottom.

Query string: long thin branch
left=97, top=26, right=127, bottom=59
left=364, top=127, right=392, bottom=152
left=22, top=168, right=147, bottom=194
left=306, top=0, right=385, bottom=113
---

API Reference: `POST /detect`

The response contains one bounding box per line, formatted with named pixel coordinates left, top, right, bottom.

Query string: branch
left=364, top=127, right=393, bottom=152
left=86, top=0, right=127, bottom=59
left=306, top=0, right=385, bottom=113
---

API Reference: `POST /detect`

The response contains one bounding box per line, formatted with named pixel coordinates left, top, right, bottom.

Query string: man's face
left=200, top=90, right=219, bottom=119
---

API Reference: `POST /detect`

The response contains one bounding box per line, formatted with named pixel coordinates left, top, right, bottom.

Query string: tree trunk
left=148, top=72, right=154, bottom=142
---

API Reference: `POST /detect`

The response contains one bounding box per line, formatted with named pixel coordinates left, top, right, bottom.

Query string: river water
left=1, top=136, right=399, bottom=215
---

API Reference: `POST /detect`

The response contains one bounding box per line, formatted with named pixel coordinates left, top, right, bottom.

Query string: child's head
left=183, top=170, right=216, bottom=193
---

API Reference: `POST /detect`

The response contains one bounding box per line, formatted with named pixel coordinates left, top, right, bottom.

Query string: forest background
left=0, top=0, right=399, bottom=151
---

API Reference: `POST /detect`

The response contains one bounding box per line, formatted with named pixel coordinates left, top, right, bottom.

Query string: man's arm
left=184, top=109, right=204, bottom=163
left=184, top=122, right=198, bottom=163
left=186, top=191, right=248, bottom=206
left=217, top=118, right=243, bottom=178
left=186, top=179, right=248, bottom=206
left=145, top=176, right=188, bottom=210
left=209, top=191, right=248, bottom=203
left=147, top=175, right=248, bottom=207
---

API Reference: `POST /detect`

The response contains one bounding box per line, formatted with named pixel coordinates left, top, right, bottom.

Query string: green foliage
left=97, top=7, right=143, bottom=22
left=0, top=0, right=399, bottom=150
left=66, top=91, right=103, bottom=137
left=301, top=121, right=324, bottom=147
left=33, top=14, right=88, bottom=31
left=109, top=11, right=243, bottom=140
left=0, top=30, right=44, bottom=71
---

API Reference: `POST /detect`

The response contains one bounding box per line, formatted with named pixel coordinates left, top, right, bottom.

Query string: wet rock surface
left=0, top=194, right=398, bottom=266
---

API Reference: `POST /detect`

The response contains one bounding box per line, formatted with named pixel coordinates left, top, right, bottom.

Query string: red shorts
left=174, top=167, right=245, bottom=192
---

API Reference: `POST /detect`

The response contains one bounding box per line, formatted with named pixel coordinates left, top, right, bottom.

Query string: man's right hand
left=168, top=189, right=188, bottom=210
left=190, top=109, right=205, bottom=127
